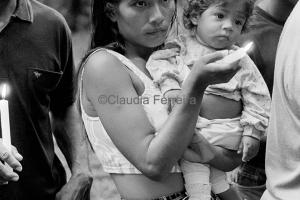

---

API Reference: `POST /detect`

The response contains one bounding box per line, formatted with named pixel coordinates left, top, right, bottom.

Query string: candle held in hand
left=0, top=84, right=11, bottom=152
left=220, top=42, right=253, bottom=64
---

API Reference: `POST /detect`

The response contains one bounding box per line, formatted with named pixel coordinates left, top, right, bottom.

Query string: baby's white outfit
left=146, top=34, right=271, bottom=199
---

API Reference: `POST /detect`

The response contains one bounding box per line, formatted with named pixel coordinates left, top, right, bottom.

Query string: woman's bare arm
left=185, top=137, right=242, bottom=171
left=83, top=51, right=240, bottom=180
left=208, top=146, right=242, bottom=171
left=83, top=51, right=203, bottom=180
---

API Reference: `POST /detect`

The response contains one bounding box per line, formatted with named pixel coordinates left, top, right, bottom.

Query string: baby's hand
left=164, top=89, right=181, bottom=113
left=238, top=136, right=260, bottom=162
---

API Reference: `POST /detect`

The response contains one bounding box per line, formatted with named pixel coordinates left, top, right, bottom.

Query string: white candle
left=0, top=84, right=11, bottom=152
left=220, top=42, right=253, bottom=64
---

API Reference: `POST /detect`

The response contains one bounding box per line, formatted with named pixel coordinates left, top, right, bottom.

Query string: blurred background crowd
left=36, top=1, right=120, bottom=199
left=38, top=0, right=92, bottom=66
left=38, top=0, right=90, bottom=31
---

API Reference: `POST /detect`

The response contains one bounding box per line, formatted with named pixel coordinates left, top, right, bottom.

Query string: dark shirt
left=238, top=6, right=284, bottom=169
left=0, top=0, right=75, bottom=199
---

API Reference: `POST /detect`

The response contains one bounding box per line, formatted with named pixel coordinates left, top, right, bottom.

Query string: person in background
left=230, top=0, right=297, bottom=199
left=0, top=0, right=92, bottom=199
left=168, top=0, right=189, bottom=39
left=0, top=140, right=22, bottom=185
left=260, top=0, right=300, bottom=199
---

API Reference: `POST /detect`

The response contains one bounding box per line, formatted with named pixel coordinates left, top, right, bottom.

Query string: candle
left=0, top=84, right=11, bottom=152
left=220, top=42, right=254, bottom=64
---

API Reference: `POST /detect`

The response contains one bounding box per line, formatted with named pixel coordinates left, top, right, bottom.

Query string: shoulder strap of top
left=80, top=48, right=104, bottom=82
left=80, top=48, right=153, bottom=83
left=79, top=48, right=153, bottom=115
left=79, top=48, right=104, bottom=118
left=105, top=49, right=153, bottom=84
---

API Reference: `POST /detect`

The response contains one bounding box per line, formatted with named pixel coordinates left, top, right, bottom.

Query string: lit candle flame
left=243, top=42, right=253, bottom=53
left=1, top=84, right=7, bottom=99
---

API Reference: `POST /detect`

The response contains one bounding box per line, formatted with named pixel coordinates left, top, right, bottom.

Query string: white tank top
left=79, top=48, right=181, bottom=174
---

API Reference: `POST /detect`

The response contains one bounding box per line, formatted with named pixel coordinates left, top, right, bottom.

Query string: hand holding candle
left=0, top=84, right=11, bottom=152
left=0, top=83, right=14, bottom=176
left=0, top=84, right=23, bottom=185
left=219, top=42, right=254, bottom=64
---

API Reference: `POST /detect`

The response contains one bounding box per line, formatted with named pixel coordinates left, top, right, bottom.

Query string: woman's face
left=114, top=0, right=175, bottom=48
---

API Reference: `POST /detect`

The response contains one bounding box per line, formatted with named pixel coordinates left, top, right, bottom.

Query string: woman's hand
left=209, top=146, right=242, bottom=172
left=185, top=133, right=215, bottom=163
left=191, top=51, right=241, bottom=87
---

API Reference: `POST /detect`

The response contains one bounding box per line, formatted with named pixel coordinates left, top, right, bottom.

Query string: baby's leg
left=210, top=167, right=240, bottom=200
left=180, top=159, right=211, bottom=200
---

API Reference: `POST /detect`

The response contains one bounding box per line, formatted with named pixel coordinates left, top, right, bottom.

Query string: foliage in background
left=37, top=0, right=91, bottom=31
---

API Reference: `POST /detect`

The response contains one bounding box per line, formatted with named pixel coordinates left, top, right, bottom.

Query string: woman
left=79, top=0, right=242, bottom=199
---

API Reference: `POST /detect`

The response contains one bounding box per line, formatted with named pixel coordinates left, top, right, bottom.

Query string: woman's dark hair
left=81, top=0, right=178, bottom=68
left=76, top=0, right=178, bottom=112
left=90, top=0, right=178, bottom=53
left=183, top=0, right=255, bottom=32
left=76, top=0, right=124, bottom=114
left=91, top=0, right=125, bottom=54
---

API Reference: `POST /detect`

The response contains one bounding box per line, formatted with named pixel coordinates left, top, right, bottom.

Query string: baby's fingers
left=243, top=145, right=259, bottom=162
left=237, top=141, right=243, bottom=154
left=242, top=146, right=250, bottom=162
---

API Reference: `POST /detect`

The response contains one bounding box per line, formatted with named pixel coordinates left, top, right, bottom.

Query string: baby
left=146, top=0, right=270, bottom=200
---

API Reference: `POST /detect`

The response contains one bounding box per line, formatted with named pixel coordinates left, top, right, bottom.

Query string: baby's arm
left=146, top=41, right=190, bottom=111
left=146, top=42, right=183, bottom=93
left=164, top=89, right=182, bottom=112
left=238, top=55, right=271, bottom=161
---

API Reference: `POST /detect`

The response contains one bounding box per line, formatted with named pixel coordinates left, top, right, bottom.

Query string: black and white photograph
left=0, top=0, right=299, bottom=199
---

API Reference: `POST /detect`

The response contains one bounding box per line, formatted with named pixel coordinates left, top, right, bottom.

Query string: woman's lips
left=216, top=35, right=230, bottom=41
left=146, top=28, right=168, bottom=36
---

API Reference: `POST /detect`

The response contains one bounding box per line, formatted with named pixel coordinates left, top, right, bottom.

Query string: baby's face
left=191, top=0, right=247, bottom=49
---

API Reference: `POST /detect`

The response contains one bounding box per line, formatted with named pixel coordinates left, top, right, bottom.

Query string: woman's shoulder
left=82, top=49, right=132, bottom=88
left=83, top=49, right=126, bottom=73
left=84, top=48, right=118, bottom=66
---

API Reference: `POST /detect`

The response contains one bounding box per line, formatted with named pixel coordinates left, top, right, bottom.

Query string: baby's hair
left=183, top=0, right=255, bottom=32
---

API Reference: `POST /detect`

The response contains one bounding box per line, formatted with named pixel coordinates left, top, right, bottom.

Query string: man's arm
left=47, top=11, right=92, bottom=199
left=51, top=103, right=92, bottom=200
